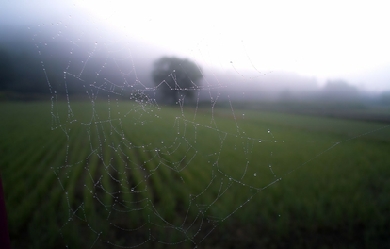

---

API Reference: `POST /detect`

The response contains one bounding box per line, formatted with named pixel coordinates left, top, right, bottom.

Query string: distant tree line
left=322, top=79, right=357, bottom=92
left=0, top=46, right=51, bottom=94
left=0, top=44, right=146, bottom=97
left=1, top=45, right=205, bottom=105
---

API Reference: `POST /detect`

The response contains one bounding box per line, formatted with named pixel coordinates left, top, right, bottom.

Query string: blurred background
left=1, top=1, right=390, bottom=248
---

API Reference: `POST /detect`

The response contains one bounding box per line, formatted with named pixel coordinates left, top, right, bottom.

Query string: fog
left=1, top=0, right=390, bottom=101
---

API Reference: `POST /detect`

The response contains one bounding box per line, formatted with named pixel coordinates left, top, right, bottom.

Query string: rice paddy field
left=1, top=100, right=390, bottom=249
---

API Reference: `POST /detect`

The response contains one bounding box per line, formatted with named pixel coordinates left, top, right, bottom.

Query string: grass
left=1, top=100, right=390, bottom=248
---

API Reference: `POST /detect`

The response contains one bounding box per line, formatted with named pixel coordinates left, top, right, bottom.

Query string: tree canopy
left=323, top=79, right=357, bottom=92
left=152, top=57, right=202, bottom=104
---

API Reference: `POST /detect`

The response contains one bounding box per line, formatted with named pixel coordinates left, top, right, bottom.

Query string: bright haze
left=1, top=0, right=390, bottom=91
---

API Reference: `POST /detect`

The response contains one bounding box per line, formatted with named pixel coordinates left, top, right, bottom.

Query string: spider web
left=25, top=9, right=390, bottom=249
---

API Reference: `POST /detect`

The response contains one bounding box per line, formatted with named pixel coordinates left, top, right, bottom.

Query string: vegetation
left=1, top=101, right=390, bottom=248
left=152, top=57, right=203, bottom=104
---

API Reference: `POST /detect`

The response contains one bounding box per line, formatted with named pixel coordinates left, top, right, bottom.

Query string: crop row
left=1, top=102, right=390, bottom=248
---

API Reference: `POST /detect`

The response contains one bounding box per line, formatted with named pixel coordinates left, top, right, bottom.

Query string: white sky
left=75, top=0, right=390, bottom=90
left=1, top=0, right=390, bottom=90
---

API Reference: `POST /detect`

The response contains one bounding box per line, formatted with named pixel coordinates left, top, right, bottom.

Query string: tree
left=152, top=57, right=202, bottom=104
left=322, top=79, right=358, bottom=100
left=323, top=79, right=357, bottom=92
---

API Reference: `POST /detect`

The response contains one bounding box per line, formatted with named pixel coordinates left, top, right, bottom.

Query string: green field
left=1, top=101, right=390, bottom=249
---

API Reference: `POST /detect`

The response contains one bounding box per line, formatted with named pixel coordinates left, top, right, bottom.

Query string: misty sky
left=1, top=0, right=389, bottom=91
